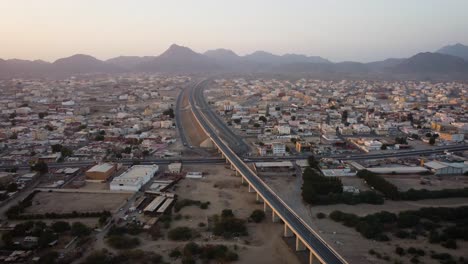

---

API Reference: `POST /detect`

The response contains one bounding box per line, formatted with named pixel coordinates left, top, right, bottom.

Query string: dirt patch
left=384, top=175, right=468, bottom=191
left=265, top=175, right=468, bottom=264
left=178, top=90, right=209, bottom=147
left=136, top=164, right=301, bottom=264
left=25, top=192, right=130, bottom=214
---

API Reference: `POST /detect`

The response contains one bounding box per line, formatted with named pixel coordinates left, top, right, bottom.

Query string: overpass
left=189, top=80, right=348, bottom=264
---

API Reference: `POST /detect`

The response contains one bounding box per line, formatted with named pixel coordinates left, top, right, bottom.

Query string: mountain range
left=1, top=43, right=468, bottom=79
left=437, top=43, right=468, bottom=61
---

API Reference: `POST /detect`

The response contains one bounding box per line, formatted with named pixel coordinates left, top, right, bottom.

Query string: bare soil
left=265, top=175, right=468, bottom=264
left=25, top=192, right=130, bottom=214
left=136, top=164, right=301, bottom=264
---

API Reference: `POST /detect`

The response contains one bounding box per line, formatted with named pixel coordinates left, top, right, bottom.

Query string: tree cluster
left=163, top=108, right=175, bottom=118
left=172, top=242, right=238, bottom=263
left=302, top=166, right=343, bottom=204
left=329, top=206, right=468, bottom=249
left=357, top=170, right=400, bottom=199
left=358, top=170, right=468, bottom=201
left=168, top=226, right=198, bottom=241
left=174, top=199, right=210, bottom=212
left=84, top=249, right=164, bottom=264
left=212, top=209, right=248, bottom=238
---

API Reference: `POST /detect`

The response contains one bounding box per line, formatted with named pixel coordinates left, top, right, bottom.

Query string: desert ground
left=102, top=164, right=302, bottom=264
left=264, top=173, right=468, bottom=264
left=25, top=192, right=130, bottom=214
left=178, top=88, right=209, bottom=147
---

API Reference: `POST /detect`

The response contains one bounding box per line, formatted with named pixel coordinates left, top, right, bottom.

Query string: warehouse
left=143, top=196, right=166, bottom=215
left=424, top=161, right=465, bottom=175
left=186, top=172, right=203, bottom=179
left=110, top=165, right=159, bottom=192
left=254, top=161, right=294, bottom=171
left=85, top=163, right=116, bottom=181
left=156, top=198, right=174, bottom=214
left=168, top=162, right=182, bottom=173
left=254, top=161, right=296, bottom=176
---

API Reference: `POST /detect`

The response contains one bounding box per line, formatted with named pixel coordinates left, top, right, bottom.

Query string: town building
left=110, top=165, right=159, bottom=191
left=85, top=163, right=117, bottom=181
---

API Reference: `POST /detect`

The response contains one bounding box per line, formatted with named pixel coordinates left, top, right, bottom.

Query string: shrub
left=106, top=235, right=140, bottom=249
left=357, top=170, right=399, bottom=200
left=250, top=209, right=266, bottom=223
left=212, top=212, right=248, bottom=238
left=168, top=227, right=195, bottom=241
left=71, top=222, right=91, bottom=237
left=395, top=246, right=405, bottom=256
left=51, top=221, right=71, bottom=233
left=442, top=239, right=457, bottom=249
left=169, top=249, right=182, bottom=259
left=316, top=212, right=326, bottom=219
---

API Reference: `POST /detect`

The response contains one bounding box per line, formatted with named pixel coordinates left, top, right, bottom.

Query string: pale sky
left=1, top=0, right=467, bottom=62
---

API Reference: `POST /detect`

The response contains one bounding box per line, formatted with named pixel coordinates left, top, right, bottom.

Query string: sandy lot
left=137, top=164, right=300, bottom=264
left=179, top=89, right=209, bottom=147
left=385, top=175, right=468, bottom=191
left=25, top=192, right=130, bottom=214
left=265, top=175, right=468, bottom=264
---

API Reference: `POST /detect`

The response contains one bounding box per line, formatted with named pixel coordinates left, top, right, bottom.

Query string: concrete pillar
left=241, top=176, right=245, bottom=184
left=263, top=202, right=268, bottom=212
left=272, top=210, right=279, bottom=223
left=295, top=237, right=306, bottom=251
left=248, top=184, right=254, bottom=193
left=235, top=170, right=239, bottom=176
left=309, top=252, right=321, bottom=264
left=284, top=224, right=293, bottom=237
left=256, top=193, right=263, bottom=202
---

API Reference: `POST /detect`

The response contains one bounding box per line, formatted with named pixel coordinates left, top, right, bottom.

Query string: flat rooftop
left=118, top=165, right=158, bottom=180
left=367, top=166, right=428, bottom=174
left=255, top=161, right=294, bottom=168
left=87, top=163, right=114, bottom=173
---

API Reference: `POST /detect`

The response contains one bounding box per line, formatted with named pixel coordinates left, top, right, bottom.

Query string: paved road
left=2, top=144, right=466, bottom=171
left=189, top=80, right=348, bottom=264
left=193, top=79, right=250, bottom=155
left=175, top=84, right=190, bottom=147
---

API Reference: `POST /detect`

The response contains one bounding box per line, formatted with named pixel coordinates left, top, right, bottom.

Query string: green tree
left=163, top=108, right=175, bottom=118
left=31, top=161, right=48, bottom=174
left=250, top=209, right=266, bottom=223
left=168, top=227, right=195, bottom=241
left=7, top=183, right=18, bottom=192
left=51, top=221, right=71, bottom=233
left=71, top=222, right=91, bottom=237
left=38, top=112, right=48, bottom=119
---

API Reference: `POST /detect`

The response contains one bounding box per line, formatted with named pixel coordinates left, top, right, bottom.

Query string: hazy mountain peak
left=392, top=52, right=468, bottom=73
left=204, top=48, right=239, bottom=57
left=437, top=43, right=468, bottom=61
left=53, top=54, right=101, bottom=64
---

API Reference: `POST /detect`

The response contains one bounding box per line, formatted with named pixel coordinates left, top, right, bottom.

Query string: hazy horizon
left=1, top=0, right=468, bottom=63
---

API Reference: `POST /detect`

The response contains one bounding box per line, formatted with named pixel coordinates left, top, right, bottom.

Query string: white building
left=168, top=162, right=182, bottom=173
left=272, top=142, right=286, bottom=155
left=277, top=125, right=291, bottom=135
left=363, top=140, right=383, bottom=151
left=186, top=172, right=203, bottom=179
left=110, top=165, right=159, bottom=192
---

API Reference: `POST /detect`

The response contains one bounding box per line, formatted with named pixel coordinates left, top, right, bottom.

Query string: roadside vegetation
left=329, top=206, right=468, bottom=248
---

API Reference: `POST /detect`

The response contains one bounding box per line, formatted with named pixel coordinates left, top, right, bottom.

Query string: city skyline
left=1, top=0, right=468, bottom=62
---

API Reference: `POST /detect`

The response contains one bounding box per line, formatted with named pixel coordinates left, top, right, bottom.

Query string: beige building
left=85, top=163, right=116, bottom=181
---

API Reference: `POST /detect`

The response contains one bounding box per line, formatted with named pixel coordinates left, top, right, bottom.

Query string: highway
left=190, top=80, right=348, bottom=264
left=193, top=80, right=250, bottom=155
left=2, top=144, right=467, bottom=171
left=175, top=84, right=189, bottom=147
